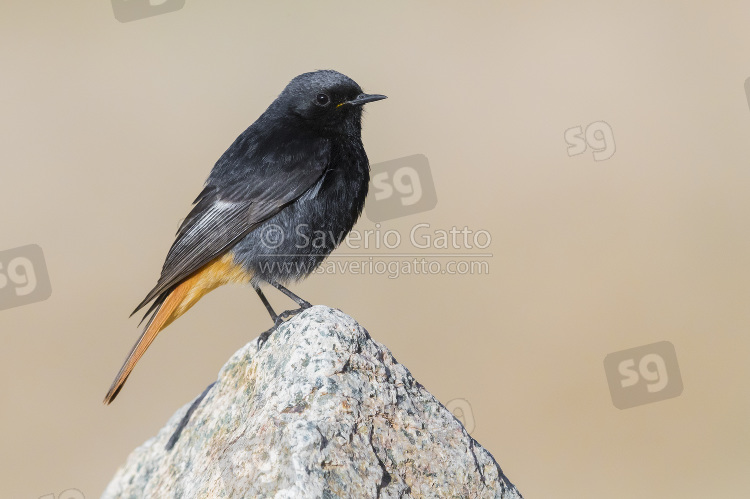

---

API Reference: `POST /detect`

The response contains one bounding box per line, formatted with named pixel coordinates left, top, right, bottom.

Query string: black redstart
left=104, top=70, right=386, bottom=404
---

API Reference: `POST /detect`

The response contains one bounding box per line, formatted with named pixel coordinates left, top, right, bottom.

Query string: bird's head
left=275, top=70, right=386, bottom=136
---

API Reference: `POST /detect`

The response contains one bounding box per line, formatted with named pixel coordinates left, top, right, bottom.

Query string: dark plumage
left=104, top=70, right=385, bottom=404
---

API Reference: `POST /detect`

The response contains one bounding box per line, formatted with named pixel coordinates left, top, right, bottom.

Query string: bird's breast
left=231, top=138, right=370, bottom=283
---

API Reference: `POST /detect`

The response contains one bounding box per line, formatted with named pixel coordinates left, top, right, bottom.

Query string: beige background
left=2, top=1, right=749, bottom=497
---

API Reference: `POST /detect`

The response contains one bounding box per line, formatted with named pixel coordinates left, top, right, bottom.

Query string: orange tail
left=103, top=254, right=251, bottom=404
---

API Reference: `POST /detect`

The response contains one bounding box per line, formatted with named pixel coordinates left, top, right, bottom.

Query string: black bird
left=104, top=70, right=386, bottom=404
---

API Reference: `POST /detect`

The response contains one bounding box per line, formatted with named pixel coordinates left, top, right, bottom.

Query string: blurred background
left=2, top=1, right=750, bottom=497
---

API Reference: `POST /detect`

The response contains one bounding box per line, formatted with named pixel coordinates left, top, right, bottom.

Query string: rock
left=102, top=306, right=523, bottom=499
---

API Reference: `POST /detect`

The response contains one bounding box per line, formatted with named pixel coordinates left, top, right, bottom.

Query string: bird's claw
left=278, top=306, right=308, bottom=321
left=257, top=307, right=310, bottom=349
left=258, top=317, right=283, bottom=349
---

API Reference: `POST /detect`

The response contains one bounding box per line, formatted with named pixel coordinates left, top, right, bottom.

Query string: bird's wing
left=131, top=137, right=331, bottom=317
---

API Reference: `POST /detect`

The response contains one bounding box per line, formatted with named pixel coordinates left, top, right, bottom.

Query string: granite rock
left=102, top=306, right=523, bottom=499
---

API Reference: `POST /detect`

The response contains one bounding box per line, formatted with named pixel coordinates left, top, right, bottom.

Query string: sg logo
left=445, top=398, right=475, bottom=434
left=564, top=120, right=616, bottom=161
left=39, top=489, right=84, bottom=499
left=111, top=0, right=186, bottom=23
left=604, top=341, right=683, bottom=410
left=0, top=245, right=52, bottom=312
left=365, top=154, right=437, bottom=222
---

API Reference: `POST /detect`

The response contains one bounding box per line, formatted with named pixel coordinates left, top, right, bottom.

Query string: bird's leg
left=267, top=278, right=312, bottom=309
left=254, top=285, right=284, bottom=348
left=254, top=281, right=312, bottom=348
left=165, top=381, right=216, bottom=451
left=254, top=284, right=281, bottom=323
left=264, top=278, right=312, bottom=325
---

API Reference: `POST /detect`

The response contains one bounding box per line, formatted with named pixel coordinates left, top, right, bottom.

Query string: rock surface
left=102, top=306, right=523, bottom=499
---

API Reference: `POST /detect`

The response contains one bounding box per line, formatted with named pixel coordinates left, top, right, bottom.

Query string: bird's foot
left=278, top=306, right=309, bottom=321
left=257, top=306, right=311, bottom=349
left=258, top=316, right=284, bottom=349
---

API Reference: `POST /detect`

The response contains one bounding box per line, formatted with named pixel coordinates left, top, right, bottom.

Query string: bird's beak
left=338, top=93, right=388, bottom=108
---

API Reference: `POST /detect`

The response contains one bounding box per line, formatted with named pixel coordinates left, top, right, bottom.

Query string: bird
left=103, top=70, right=386, bottom=404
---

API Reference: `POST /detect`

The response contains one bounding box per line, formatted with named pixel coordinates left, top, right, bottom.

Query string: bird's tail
left=103, top=284, right=190, bottom=404
left=103, top=254, right=252, bottom=404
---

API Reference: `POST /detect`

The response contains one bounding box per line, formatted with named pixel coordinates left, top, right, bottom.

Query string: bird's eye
left=316, top=93, right=330, bottom=106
